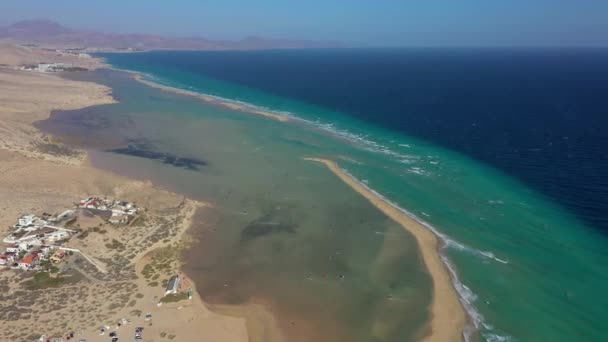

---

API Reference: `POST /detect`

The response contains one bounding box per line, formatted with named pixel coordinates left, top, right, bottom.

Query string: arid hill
left=0, top=19, right=340, bottom=51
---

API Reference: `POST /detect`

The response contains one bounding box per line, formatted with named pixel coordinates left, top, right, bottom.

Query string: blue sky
left=2, top=0, right=608, bottom=46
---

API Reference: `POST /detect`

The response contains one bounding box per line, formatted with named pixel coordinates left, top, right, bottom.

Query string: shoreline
left=0, top=68, right=115, bottom=165
left=130, top=71, right=290, bottom=122
left=304, top=158, right=467, bottom=342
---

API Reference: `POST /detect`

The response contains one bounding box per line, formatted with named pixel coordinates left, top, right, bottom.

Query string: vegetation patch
left=105, top=239, right=125, bottom=250
left=24, top=272, right=75, bottom=290
left=33, top=138, right=80, bottom=158
left=160, top=291, right=189, bottom=303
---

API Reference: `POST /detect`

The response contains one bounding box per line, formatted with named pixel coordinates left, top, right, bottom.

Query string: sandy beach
left=0, top=44, right=249, bottom=342
left=132, top=73, right=290, bottom=122
left=304, top=158, right=467, bottom=342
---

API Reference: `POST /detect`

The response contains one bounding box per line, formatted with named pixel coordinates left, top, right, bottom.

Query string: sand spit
left=132, top=72, right=290, bottom=122
left=304, top=158, right=466, bottom=342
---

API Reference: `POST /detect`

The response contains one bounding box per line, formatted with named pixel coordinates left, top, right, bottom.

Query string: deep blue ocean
left=101, top=48, right=608, bottom=233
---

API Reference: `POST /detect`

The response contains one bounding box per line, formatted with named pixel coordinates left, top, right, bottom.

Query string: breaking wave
left=135, top=71, right=428, bottom=167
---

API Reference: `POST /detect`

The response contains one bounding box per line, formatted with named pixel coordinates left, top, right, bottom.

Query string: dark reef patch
left=108, top=145, right=207, bottom=171
left=241, top=214, right=298, bottom=242
left=49, top=105, right=135, bottom=130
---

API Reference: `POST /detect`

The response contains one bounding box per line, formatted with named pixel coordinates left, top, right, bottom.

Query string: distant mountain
left=0, top=20, right=341, bottom=51
left=1, top=19, right=73, bottom=38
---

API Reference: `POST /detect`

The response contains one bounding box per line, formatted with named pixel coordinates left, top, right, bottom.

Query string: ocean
left=41, top=48, right=608, bottom=341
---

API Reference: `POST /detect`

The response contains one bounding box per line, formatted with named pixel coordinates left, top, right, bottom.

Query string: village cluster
left=20, top=62, right=88, bottom=72
left=0, top=197, right=139, bottom=271
left=18, top=47, right=91, bottom=73
left=78, top=197, right=139, bottom=225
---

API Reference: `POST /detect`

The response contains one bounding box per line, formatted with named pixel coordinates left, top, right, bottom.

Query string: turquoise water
left=53, top=55, right=608, bottom=341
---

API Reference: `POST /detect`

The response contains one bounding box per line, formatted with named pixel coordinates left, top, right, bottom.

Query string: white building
left=44, top=230, right=70, bottom=242
left=165, top=275, right=180, bottom=295
left=5, top=245, right=20, bottom=253
left=14, top=214, right=45, bottom=230
left=109, top=213, right=130, bottom=225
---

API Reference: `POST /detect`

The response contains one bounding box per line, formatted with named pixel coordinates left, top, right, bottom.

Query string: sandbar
left=132, top=73, right=290, bottom=122
left=304, top=158, right=467, bottom=342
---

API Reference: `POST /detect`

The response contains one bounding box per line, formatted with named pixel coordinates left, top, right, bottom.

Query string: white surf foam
left=335, top=166, right=511, bottom=342
left=309, top=121, right=424, bottom=164
left=407, top=167, right=428, bottom=175
left=483, top=333, right=514, bottom=342
left=137, top=71, right=435, bottom=171
left=443, top=238, right=509, bottom=264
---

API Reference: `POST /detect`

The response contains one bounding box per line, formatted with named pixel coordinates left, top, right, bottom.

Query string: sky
left=2, top=0, right=608, bottom=46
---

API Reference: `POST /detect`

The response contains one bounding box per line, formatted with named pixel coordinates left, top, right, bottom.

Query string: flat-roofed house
left=5, top=245, right=20, bottom=253
left=109, top=213, right=130, bottom=225
left=18, top=254, right=39, bottom=270
left=50, top=250, right=66, bottom=263
left=45, top=230, right=69, bottom=242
